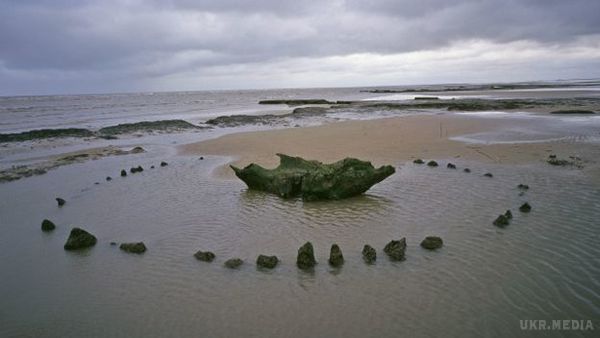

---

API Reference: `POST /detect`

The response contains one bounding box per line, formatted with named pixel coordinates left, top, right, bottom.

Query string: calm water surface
left=1, top=149, right=598, bottom=337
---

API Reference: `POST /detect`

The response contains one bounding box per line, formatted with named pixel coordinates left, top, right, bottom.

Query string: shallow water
left=1, top=148, right=599, bottom=337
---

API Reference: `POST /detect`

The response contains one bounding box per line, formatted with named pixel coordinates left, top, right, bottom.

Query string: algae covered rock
left=194, top=250, right=216, bottom=262
left=224, top=258, right=244, bottom=269
left=329, top=244, right=344, bottom=267
left=64, top=228, right=97, bottom=250
left=119, top=242, right=147, bottom=254
left=231, top=154, right=395, bottom=201
left=362, top=244, right=377, bottom=263
left=420, top=236, right=443, bottom=250
left=41, top=219, right=56, bottom=232
left=384, top=238, right=407, bottom=261
left=257, top=255, right=279, bottom=269
left=427, top=160, right=438, bottom=167
left=297, top=242, right=317, bottom=269
left=493, top=214, right=510, bottom=227
left=519, top=202, right=532, bottom=213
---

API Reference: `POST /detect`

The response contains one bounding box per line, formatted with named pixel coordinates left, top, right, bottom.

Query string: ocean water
left=0, top=152, right=598, bottom=337
left=1, top=84, right=600, bottom=337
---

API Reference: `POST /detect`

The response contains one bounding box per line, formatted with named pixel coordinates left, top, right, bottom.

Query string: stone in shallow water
left=427, top=160, right=438, bottom=167
left=120, top=242, right=147, bottom=254
left=194, top=250, right=215, bottom=262
left=231, top=154, right=395, bottom=201
left=329, top=244, right=344, bottom=267
left=517, top=184, right=529, bottom=190
left=41, top=219, right=56, bottom=232
left=384, top=238, right=407, bottom=261
left=493, top=214, right=510, bottom=227
left=297, top=242, right=317, bottom=269
left=413, top=159, right=424, bottom=164
left=224, top=258, right=244, bottom=269
left=464, top=168, right=471, bottom=173
left=362, top=245, right=377, bottom=263
left=447, top=163, right=456, bottom=169
left=121, top=169, right=127, bottom=177
left=257, top=255, right=279, bottom=269
left=484, top=173, right=493, bottom=178
left=160, top=161, right=168, bottom=167
left=56, top=197, right=66, bottom=207
left=420, top=236, right=443, bottom=250
left=64, top=228, right=97, bottom=250
left=519, top=202, right=532, bottom=213
left=505, top=210, right=513, bottom=219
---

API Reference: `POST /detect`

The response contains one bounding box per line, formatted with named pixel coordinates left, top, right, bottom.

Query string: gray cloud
left=1, top=0, right=599, bottom=94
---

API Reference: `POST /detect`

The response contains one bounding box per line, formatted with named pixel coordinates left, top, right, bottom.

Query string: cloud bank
left=1, top=0, right=599, bottom=95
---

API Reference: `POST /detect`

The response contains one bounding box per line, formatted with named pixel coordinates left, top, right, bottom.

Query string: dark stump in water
left=64, top=228, right=97, bottom=250
left=231, top=154, right=395, bottom=201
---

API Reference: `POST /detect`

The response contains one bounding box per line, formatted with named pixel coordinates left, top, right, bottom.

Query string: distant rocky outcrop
left=258, top=99, right=334, bottom=105
left=231, top=154, right=395, bottom=201
left=64, top=228, right=97, bottom=250
left=98, top=120, right=201, bottom=135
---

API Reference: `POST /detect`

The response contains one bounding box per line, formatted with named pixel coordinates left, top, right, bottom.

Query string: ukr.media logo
left=520, top=320, right=595, bottom=331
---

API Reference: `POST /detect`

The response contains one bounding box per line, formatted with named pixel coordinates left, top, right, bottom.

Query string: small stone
left=194, top=250, right=215, bottom=262
left=200, top=156, right=204, bottom=160
left=130, top=166, right=143, bottom=174
left=160, top=161, right=168, bottom=167
left=256, top=254, right=279, bottom=269
left=224, top=258, right=244, bottom=269
left=328, top=244, right=344, bottom=267
left=121, top=169, right=127, bottom=177
left=519, top=202, right=532, bottom=213
left=384, top=238, right=407, bottom=261
left=493, top=214, right=510, bottom=227
left=447, top=163, right=456, bottom=169
left=150, top=165, right=155, bottom=169
left=484, top=173, right=493, bottom=178
left=110, top=242, right=117, bottom=246
left=464, top=168, right=471, bottom=173
left=106, top=176, right=112, bottom=181
left=505, top=210, right=513, bottom=219
left=64, top=227, right=97, bottom=250
left=56, top=198, right=66, bottom=207
left=297, top=242, right=317, bottom=269
left=549, top=154, right=557, bottom=159
left=413, top=159, right=424, bottom=164
left=41, top=219, right=56, bottom=232
left=362, top=245, right=377, bottom=263
left=131, top=146, right=145, bottom=153
left=119, top=242, right=147, bottom=254
left=517, top=184, right=529, bottom=190
left=427, top=160, right=438, bottom=167
left=420, top=236, right=443, bottom=250
left=94, top=182, right=100, bottom=185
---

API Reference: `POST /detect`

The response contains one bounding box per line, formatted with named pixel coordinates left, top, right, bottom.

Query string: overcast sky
left=1, top=0, right=600, bottom=95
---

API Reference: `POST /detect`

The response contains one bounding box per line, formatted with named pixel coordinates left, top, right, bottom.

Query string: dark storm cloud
left=0, top=0, right=599, bottom=94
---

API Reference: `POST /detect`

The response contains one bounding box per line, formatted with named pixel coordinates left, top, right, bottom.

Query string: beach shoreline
left=180, top=113, right=600, bottom=180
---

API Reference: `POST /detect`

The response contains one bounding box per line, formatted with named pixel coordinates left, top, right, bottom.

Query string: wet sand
left=180, top=114, right=599, bottom=179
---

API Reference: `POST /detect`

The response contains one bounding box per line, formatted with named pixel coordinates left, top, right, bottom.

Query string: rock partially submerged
left=519, top=202, right=532, bottom=213
left=258, top=99, right=334, bottom=105
left=517, top=184, right=529, bottom=190
left=420, top=236, right=443, bottom=250
left=41, top=219, right=56, bottom=232
left=427, top=160, right=438, bottom=167
left=362, top=245, right=377, bottom=263
left=64, top=228, right=97, bottom=250
left=56, top=197, right=66, bottom=207
left=257, top=255, right=279, bottom=269
left=413, top=159, right=424, bottom=164
left=0, top=128, right=94, bottom=143
left=194, top=250, right=216, bottom=262
left=224, top=258, right=244, bottom=269
left=384, top=238, right=407, bottom=261
left=493, top=214, right=510, bottom=227
left=484, top=172, right=493, bottom=178
left=120, top=242, right=147, bottom=254
left=550, top=110, right=595, bottom=115
left=231, top=154, right=395, bottom=201
left=297, top=242, right=317, bottom=269
left=329, top=244, right=344, bottom=267
left=447, top=163, right=456, bottom=169
left=98, top=120, right=201, bottom=135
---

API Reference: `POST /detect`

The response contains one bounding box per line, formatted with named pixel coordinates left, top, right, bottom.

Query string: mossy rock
left=362, top=244, right=377, bottom=263
left=384, top=238, right=406, bottom=261
left=231, top=154, right=395, bottom=201
left=427, top=160, right=438, bottom=167
left=420, top=236, right=443, bottom=250
left=413, top=159, right=424, bottom=164
left=64, top=228, right=97, bottom=250
left=493, top=214, right=510, bottom=227
left=505, top=210, right=513, bottom=219
left=41, top=219, right=56, bottom=232
left=119, top=242, right=147, bottom=254
left=257, top=255, right=279, bottom=269
left=519, top=202, right=532, bottom=213
left=297, top=242, right=317, bottom=269
left=194, top=250, right=216, bottom=262
left=224, top=258, right=244, bottom=269
left=328, top=244, right=344, bottom=267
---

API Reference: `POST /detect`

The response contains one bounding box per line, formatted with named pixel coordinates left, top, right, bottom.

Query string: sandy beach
left=181, top=113, right=600, bottom=179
